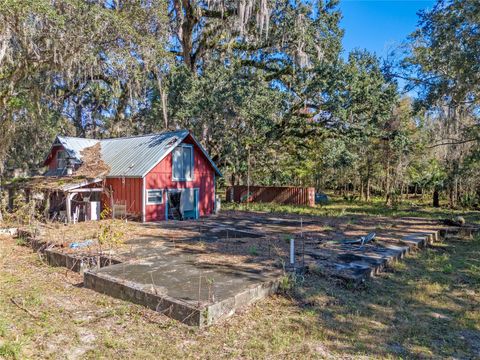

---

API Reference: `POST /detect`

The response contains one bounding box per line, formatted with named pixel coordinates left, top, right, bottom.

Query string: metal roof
left=56, top=137, right=100, bottom=161
left=54, top=130, right=222, bottom=178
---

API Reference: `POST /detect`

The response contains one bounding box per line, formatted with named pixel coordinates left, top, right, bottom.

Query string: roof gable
left=48, top=130, right=222, bottom=178
left=57, top=137, right=100, bottom=161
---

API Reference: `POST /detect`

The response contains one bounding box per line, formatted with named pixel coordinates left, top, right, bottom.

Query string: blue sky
left=339, top=0, right=436, bottom=59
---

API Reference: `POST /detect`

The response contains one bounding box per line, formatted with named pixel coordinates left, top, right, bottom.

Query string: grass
left=223, top=195, right=480, bottom=224
left=248, top=245, right=259, bottom=256
left=0, top=340, right=23, bottom=359
left=1, top=224, right=479, bottom=358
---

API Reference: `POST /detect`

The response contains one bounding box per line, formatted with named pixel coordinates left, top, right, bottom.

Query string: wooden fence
left=226, top=186, right=315, bottom=207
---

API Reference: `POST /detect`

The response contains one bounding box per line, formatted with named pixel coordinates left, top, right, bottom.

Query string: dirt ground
left=1, top=211, right=479, bottom=358
left=31, top=210, right=444, bottom=273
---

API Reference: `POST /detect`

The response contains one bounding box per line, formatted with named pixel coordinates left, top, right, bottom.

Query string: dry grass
left=21, top=208, right=460, bottom=275
left=29, top=220, right=197, bottom=247
left=27, top=219, right=290, bottom=270
left=223, top=196, right=480, bottom=225
left=1, top=228, right=479, bottom=359
left=34, top=220, right=144, bottom=247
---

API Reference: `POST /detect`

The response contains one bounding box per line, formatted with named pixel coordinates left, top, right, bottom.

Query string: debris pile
left=76, top=143, right=110, bottom=178
left=4, top=176, right=91, bottom=192
left=443, top=216, right=466, bottom=227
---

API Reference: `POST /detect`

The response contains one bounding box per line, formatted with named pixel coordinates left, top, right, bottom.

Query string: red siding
left=45, top=145, right=64, bottom=170
left=144, top=136, right=215, bottom=222
left=43, top=135, right=217, bottom=222
left=44, top=145, right=82, bottom=172
left=104, top=177, right=143, bottom=219
left=226, top=186, right=315, bottom=207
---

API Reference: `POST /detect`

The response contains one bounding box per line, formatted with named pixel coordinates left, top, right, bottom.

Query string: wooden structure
left=39, top=130, right=222, bottom=222
left=226, top=186, right=315, bottom=207
left=5, top=176, right=104, bottom=223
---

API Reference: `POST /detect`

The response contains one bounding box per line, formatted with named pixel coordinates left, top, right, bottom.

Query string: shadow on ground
left=287, top=233, right=480, bottom=358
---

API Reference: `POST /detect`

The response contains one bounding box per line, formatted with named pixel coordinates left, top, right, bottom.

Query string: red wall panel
left=104, top=177, right=143, bottom=219
left=43, top=135, right=217, bottom=222
left=45, top=145, right=63, bottom=170
left=144, top=136, right=215, bottom=222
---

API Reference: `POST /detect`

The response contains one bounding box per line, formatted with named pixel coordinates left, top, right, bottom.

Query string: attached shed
left=42, top=130, right=222, bottom=222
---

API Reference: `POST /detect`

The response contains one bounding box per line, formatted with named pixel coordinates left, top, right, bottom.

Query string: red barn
left=43, top=130, right=222, bottom=222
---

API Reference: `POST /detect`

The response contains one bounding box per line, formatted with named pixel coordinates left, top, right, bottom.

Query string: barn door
left=165, top=188, right=199, bottom=220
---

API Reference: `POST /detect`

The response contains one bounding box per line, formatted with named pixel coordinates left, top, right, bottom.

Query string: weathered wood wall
left=226, top=186, right=315, bottom=207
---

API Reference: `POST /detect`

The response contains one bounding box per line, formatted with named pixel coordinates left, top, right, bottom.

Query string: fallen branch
left=80, top=311, right=112, bottom=325
left=10, top=297, right=39, bottom=319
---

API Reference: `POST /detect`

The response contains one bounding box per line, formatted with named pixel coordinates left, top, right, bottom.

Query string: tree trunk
left=0, top=173, right=3, bottom=222
left=449, top=183, right=456, bottom=208
left=161, top=88, right=168, bottom=129
left=360, top=179, right=364, bottom=201
left=433, top=188, right=440, bottom=208
left=173, top=0, right=197, bottom=72
left=366, top=177, right=371, bottom=202
left=8, top=189, right=14, bottom=211
left=74, top=103, right=84, bottom=137
left=155, top=69, right=169, bottom=129
left=448, top=158, right=460, bottom=208
left=384, top=157, right=391, bottom=205
left=455, top=177, right=459, bottom=205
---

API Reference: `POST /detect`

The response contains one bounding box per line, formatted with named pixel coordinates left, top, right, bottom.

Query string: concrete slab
left=306, top=231, right=442, bottom=283
left=45, top=249, right=121, bottom=273
left=400, top=233, right=432, bottom=247
left=0, top=227, right=18, bottom=236
left=84, top=253, right=282, bottom=326
left=320, top=224, right=478, bottom=283
left=21, top=211, right=480, bottom=325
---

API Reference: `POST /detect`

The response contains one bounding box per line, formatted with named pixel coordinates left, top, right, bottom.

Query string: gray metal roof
left=54, top=130, right=222, bottom=178
left=57, top=137, right=100, bottom=161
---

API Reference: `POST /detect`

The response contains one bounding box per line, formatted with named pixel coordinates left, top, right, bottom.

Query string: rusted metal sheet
left=226, top=186, right=315, bottom=207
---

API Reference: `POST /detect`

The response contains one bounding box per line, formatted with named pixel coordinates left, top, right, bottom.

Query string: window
left=57, top=150, right=67, bottom=169
left=147, top=189, right=163, bottom=204
left=172, top=145, right=193, bottom=181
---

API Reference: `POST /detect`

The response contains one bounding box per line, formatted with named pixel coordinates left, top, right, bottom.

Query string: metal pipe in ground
left=290, top=238, right=295, bottom=267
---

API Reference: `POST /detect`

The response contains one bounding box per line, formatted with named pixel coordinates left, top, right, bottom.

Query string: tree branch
left=240, top=59, right=294, bottom=78
left=427, top=138, right=478, bottom=148
left=61, top=74, right=112, bottom=101
left=201, top=8, right=236, bottom=18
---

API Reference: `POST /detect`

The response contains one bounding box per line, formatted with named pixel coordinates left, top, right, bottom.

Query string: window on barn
left=147, top=189, right=163, bottom=204
left=172, top=144, right=193, bottom=181
left=57, top=150, right=67, bottom=169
